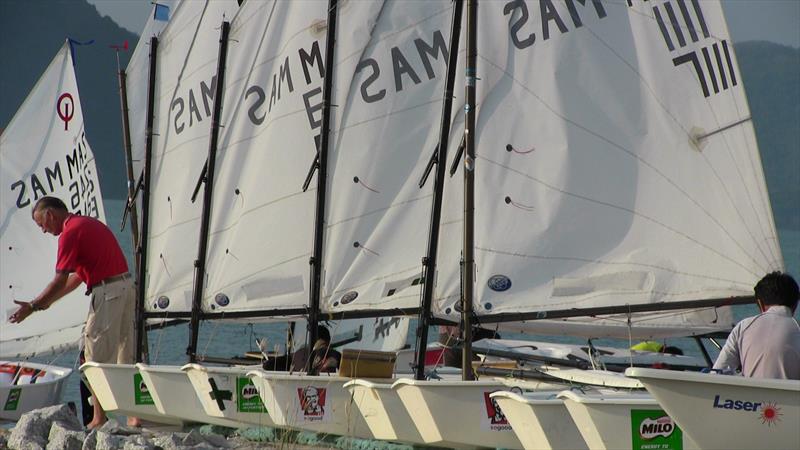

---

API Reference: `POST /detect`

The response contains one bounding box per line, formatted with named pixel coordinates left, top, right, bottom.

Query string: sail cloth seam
left=325, top=265, right=421, bottom=298
left=203, top=253, right=310, bottom=303
left=205, top=190, right=311, bottom=236
left=474, top=243, right=750, bottom=288
left=326, top=193, right=433, bottom=227
left=582, top=6, right=778, bottom=270
left=476, top=50, right=769, bottom=275
left=477, top=155, right=760, bottom=278
left=470, top=281, right=746, bottom=310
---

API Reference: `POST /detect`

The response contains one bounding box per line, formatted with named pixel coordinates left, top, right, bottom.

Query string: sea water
left=25, top=199, right=800, bottom=418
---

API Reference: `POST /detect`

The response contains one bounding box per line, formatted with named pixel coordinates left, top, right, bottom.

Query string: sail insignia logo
left=487, top=275, right=512, bottom=292
left=56, top=92, right=74, bottom=130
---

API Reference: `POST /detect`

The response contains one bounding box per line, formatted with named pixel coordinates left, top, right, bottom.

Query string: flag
left=154, top=3, right=170, bottom=22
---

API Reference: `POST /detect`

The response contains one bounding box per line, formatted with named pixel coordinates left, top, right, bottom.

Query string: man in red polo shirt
left=9, top=196, right=139, bottom=429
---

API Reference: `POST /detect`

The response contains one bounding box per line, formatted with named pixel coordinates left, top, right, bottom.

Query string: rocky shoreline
left=1, top=404, right=416, bottom=450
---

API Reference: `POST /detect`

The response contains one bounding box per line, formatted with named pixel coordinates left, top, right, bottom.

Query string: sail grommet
left=156, top=296, right=170, bottom=309
left=340, top=291, right=358, bottom=305
left=214, top=293, right=230, bottom=307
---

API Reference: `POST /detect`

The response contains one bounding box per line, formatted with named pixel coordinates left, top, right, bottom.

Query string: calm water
left=26, top=199, right=800, bottom=417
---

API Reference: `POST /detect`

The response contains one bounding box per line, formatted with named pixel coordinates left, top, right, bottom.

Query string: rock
left=122, top=434, right=156, bottom=450
left=97, top=418, right=141, bottom=436
left=200, top=433, right=235, bottom=448
left=152, top=433, right=183, bottom=450
left=196, top=424, right=235, bottom=438
left=46, top=421, right=86, bottom=450
left=81, top=429, right=97, bottom=450
left=180, top=429, right=205, bottom=446
left=9, top=404, right=81, bottom=450
left=95, top=430, right=125, bottom=450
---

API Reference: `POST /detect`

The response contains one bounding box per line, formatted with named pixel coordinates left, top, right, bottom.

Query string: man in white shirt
left=713, top=272, right=800, bottom=380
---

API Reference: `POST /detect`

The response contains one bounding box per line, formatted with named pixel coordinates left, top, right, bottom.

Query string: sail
left=0, top=42, right=107, bottom=357
left=200, top=0, right=324, bottom=316
left=319, top=1, right=461, bottom=315
left=141, top=0, right=242, bottom=314
left=434, top=0, right=782, bottom=338
left=126, top=0, right=179, bottom=187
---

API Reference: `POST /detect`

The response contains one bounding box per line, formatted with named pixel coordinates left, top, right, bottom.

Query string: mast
left=113, top=48, right=141, bottom=273
left=187, top=21, right=231, bottom=363
left=414, top=0, right=465, bottom=381
left=461, top=0, right=477, bottom=380
left=135, top=36, right=158, bottom=363
left=306, top=0, right=338, bottom=373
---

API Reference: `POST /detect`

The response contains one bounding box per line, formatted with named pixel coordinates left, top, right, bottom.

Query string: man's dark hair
left=31, top=196, right=68, bottom=218
left=754, top=271, right=799, bottom=309
left=317, top=325, right=331, bottom=343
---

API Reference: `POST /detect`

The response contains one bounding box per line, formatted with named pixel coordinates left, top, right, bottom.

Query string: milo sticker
left=631, top=409, right=683, bottom=450
left=236, top=377, right=266, bottom=413
left=133, top=373, right=154, bottom=405
left=3, top=388, right=21, bottom=411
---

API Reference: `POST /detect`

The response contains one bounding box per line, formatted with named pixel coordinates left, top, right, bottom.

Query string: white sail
left=127, top=0, right=179, bottom=186
left=201, top=0, right=324, bottom=316
left=1, top=42, right=107, bottom=357
left=320, top=0, right=459, bottom=314
left=142, top=0, right=241, bottom=314
left=434, top=0, right=782, bottom=338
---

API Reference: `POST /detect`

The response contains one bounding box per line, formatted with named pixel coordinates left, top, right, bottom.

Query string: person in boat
left=713, top=271, right=800, bottom=380
left=630, top=341, right=684, bottom=355
left=438, top=325, right=500, bottom=367
left=8, top=196, right=140, bottom=429
left=290, top=324, right=341, bottom=373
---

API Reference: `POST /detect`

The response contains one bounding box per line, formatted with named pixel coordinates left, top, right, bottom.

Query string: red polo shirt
left=55, top=214, right=128, bottom=288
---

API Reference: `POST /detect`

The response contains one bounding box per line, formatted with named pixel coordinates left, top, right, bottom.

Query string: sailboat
left=81, top=0, right=412, bottom=433
left=346, top=0, right=785, bottom=448
left=1, top=41, right=108, bottom=421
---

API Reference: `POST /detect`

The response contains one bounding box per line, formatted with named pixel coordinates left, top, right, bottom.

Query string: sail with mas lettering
left=433, top=0, right=781, bottom=338
left=1, top=41, right=107, bottom=357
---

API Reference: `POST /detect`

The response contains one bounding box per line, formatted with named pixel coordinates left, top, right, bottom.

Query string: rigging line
left=477, top=157, right=760, bottom=278
left=713, top=75, right=782, bottom=268
left=474, top=62, right=767, bottom=277
left=203, top=189, right=310, bottom=237
left=326, top=193, right=432, bottom=227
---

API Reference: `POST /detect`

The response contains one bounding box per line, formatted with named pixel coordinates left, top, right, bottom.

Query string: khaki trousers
left=84, top=277, right=135, bottom=364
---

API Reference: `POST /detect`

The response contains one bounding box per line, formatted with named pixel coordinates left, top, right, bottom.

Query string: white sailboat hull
left=490, top=390, right=587, bottom=450
left=247, top=370, right=373, bottom=439
left=627, top=368, right=800, bottom=450
left=344, top=379, right=427, bottom=445
left=0, top=361, right=71, bottom=422
left=136, top=364, right=243, bottom=428
left=80, top=362, right=181, bottom=425
left=391, top=378, right=531, bottom=449
left=559, top=388, right=698, bottom=450
left=182, top=364, right=275, bottom=427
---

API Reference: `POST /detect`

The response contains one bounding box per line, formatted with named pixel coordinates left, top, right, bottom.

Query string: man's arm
left=9, top=272, right=82, bottom=323
left=712, top=323, right=742, bottom=373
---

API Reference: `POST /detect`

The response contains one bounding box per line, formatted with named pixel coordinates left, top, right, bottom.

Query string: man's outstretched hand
left=9, top=300, right=34, bottom=323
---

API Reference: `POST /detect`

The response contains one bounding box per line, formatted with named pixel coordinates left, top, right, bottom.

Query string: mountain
left=0, top=0, right=137, bottom=200
left=736, top=41, right=800, bottom=232
left=1, top=3, right=798, bottom=233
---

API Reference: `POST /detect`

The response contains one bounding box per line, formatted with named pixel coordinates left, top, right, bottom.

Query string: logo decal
left=759, top=402, right=782, bottom=427
left=156, top=295, right=170, bottom=309
left=3, top=388, right=21, bottom=411
left=482, top=391, right=512, bottom=431
left=297, top=386, right=326, bottom=421
left=631, top=409, right=683, bottom=450
left=207, top=377, right=233, bottom=412
left=236, top=377, right=267, bottom=413
left=133, top=373, right=154, bottom=405
left=340, top=291, right=358, bottom=305
left=56, top=93, right=74, bottom=130
left=487, top=275, right=512, bottom=292
left=214, top=293, right=230, bottom=307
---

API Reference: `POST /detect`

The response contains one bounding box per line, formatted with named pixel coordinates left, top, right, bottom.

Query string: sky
left=88, top=0, right=800, bottom=48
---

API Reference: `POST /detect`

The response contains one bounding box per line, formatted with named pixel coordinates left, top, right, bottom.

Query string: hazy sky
left=88, top=0, right=800, bottom=48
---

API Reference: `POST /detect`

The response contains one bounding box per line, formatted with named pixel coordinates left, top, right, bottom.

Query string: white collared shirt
left=713, top=305, right=800, bottom=380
